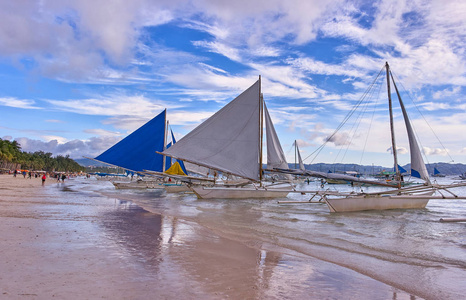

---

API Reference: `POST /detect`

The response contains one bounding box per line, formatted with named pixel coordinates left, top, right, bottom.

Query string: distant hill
left=75, top=158, right=108, bottom=167
left=405, top=162, right=466, bottom=176
left=77, top=158, right=465, bottom=176
left=291, top=162, right=466, bottom=176
left=295, top=163, right=387, bottom=175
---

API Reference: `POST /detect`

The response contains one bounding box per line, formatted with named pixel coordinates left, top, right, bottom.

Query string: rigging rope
left=391, top=70, right=456, bottom=165
left=359, top=77, right=384, bottom=165
left=303, top=65, right=386, bottom=164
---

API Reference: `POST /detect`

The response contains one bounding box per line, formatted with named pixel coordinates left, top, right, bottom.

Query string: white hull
left=325, top=191, right=434, bottom=213
left=190, top=185, right=291, bottom=199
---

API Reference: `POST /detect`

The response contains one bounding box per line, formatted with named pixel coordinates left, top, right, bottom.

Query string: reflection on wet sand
left=2, top=175, right=420, bottom=299
left=98, top=195, right=415, bottom=299
left=99, top=202, right=163, bottom=271
left=99, top=199, right=282, bottom=298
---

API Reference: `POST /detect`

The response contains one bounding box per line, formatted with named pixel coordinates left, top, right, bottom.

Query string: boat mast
left=386, top=62, right=401, bottom=187
left=294, top=140, right=297, bottom=169
left=259, top=75, right=264, bottom=184
left=162, top=109, right=168, bottom=172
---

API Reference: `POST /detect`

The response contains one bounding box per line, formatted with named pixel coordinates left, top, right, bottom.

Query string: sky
left=0, top=0, right=465, bottom=168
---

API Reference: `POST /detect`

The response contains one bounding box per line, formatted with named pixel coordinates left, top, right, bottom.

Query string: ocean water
left=58, top=176, right=466, bottom=299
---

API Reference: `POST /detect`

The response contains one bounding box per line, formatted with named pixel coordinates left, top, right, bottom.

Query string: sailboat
left=432, top=167, right=446, bottom=177
left=287, top=140, right=310, bottom=184
left=323, top=62, right=466, bottom=212
left=294, top=140, right=306, bottom=172
left=278, top=62, right=466, bottom=212
left=90, top=109, right=187, bottom=189
left=160, top=77, right=293, bottom=199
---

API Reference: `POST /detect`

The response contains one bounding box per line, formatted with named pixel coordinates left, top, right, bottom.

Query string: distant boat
left=432, top=167, right=446, bottom=177
left=277, top=62, right=466, bottom=212
left=287, top=140, right=308, bottom=184
left=161, top=76, right=293, bottom=199
left=370, top=166, right=417, bottom=187
left=294, top=140, right=306, bottom=172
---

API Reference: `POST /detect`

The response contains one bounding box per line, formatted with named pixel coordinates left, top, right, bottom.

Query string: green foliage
left=0, top=138, right=21, bottom=161
left=0, top=139, right=85, bottom=172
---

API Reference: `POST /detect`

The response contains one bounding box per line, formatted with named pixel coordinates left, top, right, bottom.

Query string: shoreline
left=0, top=174, right=416, bottom=299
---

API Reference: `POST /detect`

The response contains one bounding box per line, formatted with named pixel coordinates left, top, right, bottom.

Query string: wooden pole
left=386, top=62, right=400, bottom=187
left=162, top=109, right=168, bottom=172
left=439, top=218, right=466, bottom=223
left=259, top=75, right=263, bottom=185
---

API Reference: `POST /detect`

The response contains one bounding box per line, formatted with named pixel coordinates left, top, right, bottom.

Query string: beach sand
left=0, top=174, right=411, bottom=299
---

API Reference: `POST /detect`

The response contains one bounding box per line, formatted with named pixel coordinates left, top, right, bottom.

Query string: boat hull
left=325, top=191, right=433, bottom=212
left=112, top=180, right=163, bottom=189
left=164, top=184, right=191, bottom=193
left=190, top=186, right=291, bottom=199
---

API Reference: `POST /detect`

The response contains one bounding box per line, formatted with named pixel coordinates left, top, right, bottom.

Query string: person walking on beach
left=41, top=174, right=47, bottom=186
left=61, top=173, right=66, bottom=182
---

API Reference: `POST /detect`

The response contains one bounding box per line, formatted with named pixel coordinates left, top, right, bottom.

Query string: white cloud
left=432, top=86, right=462, bottom=100
left=423, top=147, right=449, bottom=156
left=295, top=139, right=314, bottom=147
left=193, top=41, right=241, bottom=62
left=0, top=97, right=41, bottom=109
left=422, top=102, right=452, bottom=111
left=0, top=0, right=176, bottom=81
left=326, top=132, right=352, bottom=146
left=47, top=94, right=170, bottom=118
left=287, top=57, right=367, bottom=78
left=14, top=135, right=122, bottom=158
left=1, top=0, right=466, bottom=164
left=83, top=129, right=122, bottom=137
left=42, top=135, right=68, bottom=144
left=387, top=146, right=409, bottom=155
left=319, top=0, right=466, bottom=88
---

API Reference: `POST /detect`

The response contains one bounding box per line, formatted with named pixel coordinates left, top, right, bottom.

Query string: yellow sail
left=164, top=161, right=186, bottom=176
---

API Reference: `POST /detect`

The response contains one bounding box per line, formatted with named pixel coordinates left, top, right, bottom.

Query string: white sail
left=183, top=161, right=210, bottom=177
left=162, top=80, right=261, bottom=181
left=264, top=103, right=291, bottom=180
left=296, top=143, right=305, bottom=171
left=390, top=70, right=430, bottom=184
left=264, top=103, right=289, bottom=171
left=398, top=97, right=431, bottom=183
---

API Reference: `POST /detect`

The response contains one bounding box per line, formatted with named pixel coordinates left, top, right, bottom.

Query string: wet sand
left=0, top=174, right=414, bottom=299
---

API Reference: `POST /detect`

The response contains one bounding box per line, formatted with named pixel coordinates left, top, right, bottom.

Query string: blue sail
left=94, top=110, right=166, bottom=172
left=394, top=164, right=408, bottom=174
left=165, top=141, right=172, bottom=171
left=434, top=167, right=440, bottom=175
left=411, top=168, right=422, bottom=179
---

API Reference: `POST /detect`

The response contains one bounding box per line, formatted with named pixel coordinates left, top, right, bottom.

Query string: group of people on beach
left=13, top=169, right=42, bottom=179
left=55, top=173, right=67, bottom=182
left=12, top=169, right=69, bottom=186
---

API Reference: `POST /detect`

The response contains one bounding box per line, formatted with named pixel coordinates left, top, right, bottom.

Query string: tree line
left=0, top=138, right=85, bottom=172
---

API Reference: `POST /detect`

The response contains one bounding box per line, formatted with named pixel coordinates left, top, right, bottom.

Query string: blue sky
left=0, top=0, right=465, bottom=167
